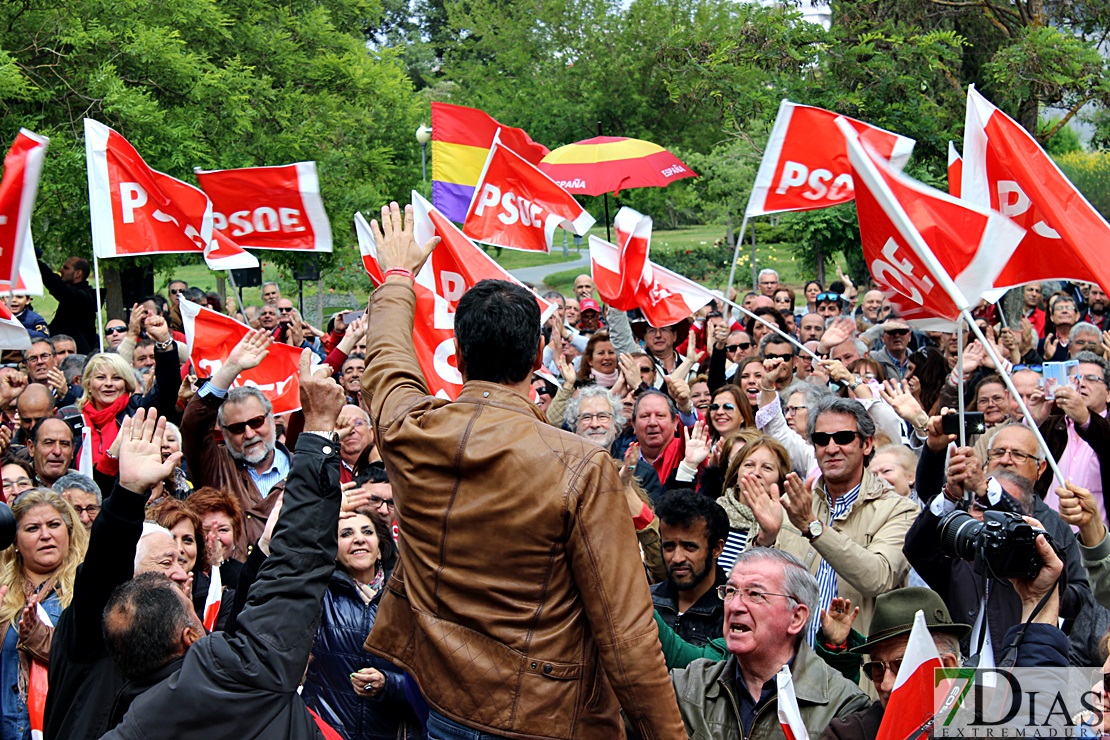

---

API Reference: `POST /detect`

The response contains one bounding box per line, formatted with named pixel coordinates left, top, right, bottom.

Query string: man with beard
left=798, top=313, right=825, bottom=345
left=651, top=489, right=729, bottom=646
left=567, top=386, right=664, bottom=502
left=1085, top=283, right=1109, bottom=330
left=182, top=329, right=289, bottom=554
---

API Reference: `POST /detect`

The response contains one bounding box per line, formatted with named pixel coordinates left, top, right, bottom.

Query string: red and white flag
left=746, top=100, right=915, bottom=217
left=840, top=117, right=1023, bottom=328
left=202, top=564, right=222, bottom=632
left=77, top=425, right=93, bottom=478
left=776, top=664, right=810, bottom=740
left=195, top=162, right=332, bottom=252
left=179, top=299, right=304, bottom=413
left=876, top=610, right=943, bottom=740
left=0, top=129, right=48, bottom=292
left=84, top=119, right=258, bottom=270
left=590, top=231, right=715, bottom=328
left=10, top=231, right=43, bottom=296
left=0, top=295, right=30, bottom=349
left=962, top=86, right=1110, bottom=293
left=463, top=133, right=593, bottom=253
left=612, top=207, right=653, bottom=309
left=357, top=192, right=553, bottom=399
left=27, top=604, right=53, bottom=740
left=947, top=142, right=962, bottom=199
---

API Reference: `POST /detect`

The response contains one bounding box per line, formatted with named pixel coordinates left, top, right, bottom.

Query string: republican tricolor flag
left=357, top=191, right=554, bottom=399
left=776, top=664, right=810, bottom=740
left=875, top=611, right=944, bottom=740
left=462, top=132, right=593, bottom=253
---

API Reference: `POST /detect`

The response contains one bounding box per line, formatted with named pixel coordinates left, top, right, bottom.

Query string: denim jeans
left=426, top=710, right=511, bottom=740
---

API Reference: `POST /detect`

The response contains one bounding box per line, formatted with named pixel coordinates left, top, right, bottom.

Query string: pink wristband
left=384, top=268, right=414, bottom=281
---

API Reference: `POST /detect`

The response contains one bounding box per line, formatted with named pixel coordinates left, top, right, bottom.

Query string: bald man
left=16, top=383, right=55, bottom=445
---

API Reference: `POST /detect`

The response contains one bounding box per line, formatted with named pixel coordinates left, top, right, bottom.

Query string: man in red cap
left=578, top=297, right=602, bottom=334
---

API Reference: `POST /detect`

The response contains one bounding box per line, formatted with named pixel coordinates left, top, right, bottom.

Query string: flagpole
left=961, top=309, right=1065, bottom=485
left=724, top=214, right=751, bottom=311
left=92, top=252, right=104, bottom=353
left=719, top=296, right=819, bottom=361
left=956, top=319, right=966, bottom=448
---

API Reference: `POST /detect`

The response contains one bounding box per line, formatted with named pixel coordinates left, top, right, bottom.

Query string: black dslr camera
left=938, top=509, right=1054, bottom=581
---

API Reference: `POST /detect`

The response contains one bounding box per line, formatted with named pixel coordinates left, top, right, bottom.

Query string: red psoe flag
left=947, top=142, right=962, bottom=198
left=612, top=207, right=653, bottom=309
left=0, top=129, right=47, bottom=292
left=876, top=611, right=944, bottom=740
left=356, top=191, right=554, bottom=400
left=962, top=86, right=1110, bottom=292
left=179, top=299, right=304, bottom=413
left=746, top=100, right=915, bottom=217
left=84, top=119, right=258, bottom=270
left=463, top=133, right=594, bottom=253
left=195, top=162, right=332, bottom=252
left=840, top=117, right=1023, bottom=328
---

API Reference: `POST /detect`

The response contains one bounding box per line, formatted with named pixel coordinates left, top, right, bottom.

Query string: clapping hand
left=738, top=472, right=784, bottom=546
left=682, top=420, right=712, bottom=467
left=821, top=597, right=859, bottom=647
left=781, top=472, right=816, bottom=532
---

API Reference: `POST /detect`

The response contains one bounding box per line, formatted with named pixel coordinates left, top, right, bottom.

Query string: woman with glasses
left=0, top=490, right=88, bottom=740
left=706, top=386, right=754, bottom=442
left=0, top=457, right=34, bottom=503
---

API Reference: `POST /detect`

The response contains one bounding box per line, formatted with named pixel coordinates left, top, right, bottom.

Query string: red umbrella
left=538, top=136, right=697, bottom=197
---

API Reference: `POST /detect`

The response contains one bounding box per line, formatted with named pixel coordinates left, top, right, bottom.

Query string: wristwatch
left=304, top=430, right=339, bottom=444
left=803, top=519, right=824, bottom=541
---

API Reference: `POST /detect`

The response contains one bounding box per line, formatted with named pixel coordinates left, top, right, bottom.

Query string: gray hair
left=134, top=521, right=174, bottom=573
left=1072, top=322, right=1101, bottom=340
left=758, top=268, right=779, bottom=281
left=731, top=548, right=820, bottom=630
left=986, top=424, right=1046, bottom=463
left=759, top=333, right=795, bottom=356
left=806, top=396, right=876, bottom=441
left=216, top=386, right=274, bottom=428
left=990, top=468, right=1036, bottom=515
left=49, top=334, right=76, bottom=349
left=52, top=472, right=102, bottom=504
left=783, top=380, right=831, bottom=408
left=565, top=385, right=625, bottom=429
left=933, top=632, right=962, bottom=660
left=1075, top=350, right=1110, bottom=386
left=60, top=355, right=87, bottom=386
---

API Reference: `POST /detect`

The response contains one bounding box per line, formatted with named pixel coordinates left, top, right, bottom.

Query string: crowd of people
left=0, top=226, right=1106, bottom=739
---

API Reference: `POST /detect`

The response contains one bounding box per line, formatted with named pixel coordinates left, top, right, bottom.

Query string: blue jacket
left=13, top=308, right=49, bottom=341
left=2, top=589, right=64, bottom=740
left=301, top=569, right=422, bottom=740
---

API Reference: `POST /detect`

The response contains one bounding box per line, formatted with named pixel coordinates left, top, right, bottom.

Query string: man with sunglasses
left=722, top=330, right=754, bottom=380
left=181, top=329, right=290, bottom=554
left=104, top=319, right=129, bottom=349
left=759, top=335, right=798, bottom=389
left=815, top=292, right=843, bottom=320
left=672, top=548, right=868, bottom=738
left=758, top=396, right=917, bottom=639
left=872, top=319, right=913, bottom=380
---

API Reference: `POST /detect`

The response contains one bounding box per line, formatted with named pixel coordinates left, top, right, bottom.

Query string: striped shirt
left=718, top=529, right=749, bottom=573
left=806, top=482, right=861, bottom=646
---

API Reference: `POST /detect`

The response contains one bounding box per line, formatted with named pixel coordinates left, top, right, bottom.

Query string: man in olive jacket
left=361, top=203, right=685, bottom=739
left=672, top=548, right=869, bottom=739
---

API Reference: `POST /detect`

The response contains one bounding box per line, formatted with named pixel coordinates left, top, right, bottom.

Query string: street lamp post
left=416, top=124, right=432, bottom=183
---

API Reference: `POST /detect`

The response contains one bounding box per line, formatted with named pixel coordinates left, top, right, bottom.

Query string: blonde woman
left=0, top=490, right=88, bottom=738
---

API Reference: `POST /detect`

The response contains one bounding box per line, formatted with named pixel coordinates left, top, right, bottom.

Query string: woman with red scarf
left=83, top=314, right=182, bottom=474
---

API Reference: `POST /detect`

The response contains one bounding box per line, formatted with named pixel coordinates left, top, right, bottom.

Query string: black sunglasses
left=811, top=430, right=861, bottom=447
left=105, top=326, right=127, bottom=335
left=885, top=328, right=911, bottom=337
left=279, top=306, right=295, bottom=313
left=727, top=342, right=752, bottom=352
left=764, top=352, right=795, bottom=362
left=223, top=415, right=268, bottom=435
left=709, top=402, right=736, bottom=412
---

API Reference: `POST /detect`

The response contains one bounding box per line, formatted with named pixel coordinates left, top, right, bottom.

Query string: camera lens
left=938, top=510, right=985, bottom=561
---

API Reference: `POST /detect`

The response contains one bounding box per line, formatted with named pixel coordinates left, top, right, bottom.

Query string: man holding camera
left=904, top=415, right=1090, bottom=662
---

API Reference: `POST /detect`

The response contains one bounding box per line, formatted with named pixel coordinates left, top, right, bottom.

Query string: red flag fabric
left=84, top=119, right=258, bottom=270
left=590, top=230, right=715, bottom=328
left=876, top=611, right=944, bottom=740
left=179, top=299, right=303, bottom=413
left=356, top=191, right=553, bottom=400
left=947, top=142, right=962, bottom=199
left=613, top=207, right=653, bottom=309
left=840, top=118, right=1023, bottom=328
left=462, top=134, right=594, bottom=252
left=962, top=86, right=1110, bottom=292
left=27, top=604, right=54, bottom=739
left=0, top=129, right=47, bottom=292
left=746, top=100, right=915, bottom=217
left=195, top=162, right=332, bottom=252
left=202, top=562, right=222, bottom=631
left=776, top=664, right=810, bottom=740
left=10, top=231, right=43, bottom=296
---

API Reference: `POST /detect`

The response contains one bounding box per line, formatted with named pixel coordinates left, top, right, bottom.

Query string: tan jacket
left=775, top=470, right=917, bottom=634
left=361, top=282, right=685, bottom=740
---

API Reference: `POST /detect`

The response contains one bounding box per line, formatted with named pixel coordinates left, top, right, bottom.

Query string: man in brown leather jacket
left=360, top=202, right=685, bottom=740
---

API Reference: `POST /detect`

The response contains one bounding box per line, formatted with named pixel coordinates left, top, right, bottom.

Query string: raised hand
left=880, top=379, right=927, bottom=427
left=761, top=356, right=793, bottom=387
left=0, top=369, right=25, bottom=408
left=1043, top=333, right=1059, bottom=360
left=556, top=352, right=576, bottom=389
left=961, top=341, right=987, bottom=374
left=258, top=491, right=284, bottom=556
left=1058, top=481, right=1106, bottom=547
left=819, top=358, right=853, bottom=386
left=780, top=472, right=816, bottom=532
left=299, top=349, right=345, bottom=431
left=144, top=314, right=171, bottom=344
left=118, top=409, right=182, bottom=494
left=682, top=420, right=712, bottom=467
left=821, top=597, right=859, bottom=647
left=664, top=375, right=693, bottom=414
left=371, top=201, right=440, bottom=276
left=618, top=353, right=642, bottom=390
left=229, top=329, right=273, bottom=372
left=128, top=303, right=149, bottom=337
left=45, top=367, right=68, bottom=399
left=818, top=317, right=855, bottom=351
left=738, top=473, right=784, bottom=546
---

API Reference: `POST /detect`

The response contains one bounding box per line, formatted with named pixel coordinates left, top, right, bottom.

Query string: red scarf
left=82, top=395, right=132, bottom=465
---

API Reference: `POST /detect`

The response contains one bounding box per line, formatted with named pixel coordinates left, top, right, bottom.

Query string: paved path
left=509, top=251, right=590, bottom=287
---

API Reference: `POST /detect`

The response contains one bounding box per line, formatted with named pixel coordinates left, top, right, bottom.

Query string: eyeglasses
left=884, top=328, right=911, bottom=337
left=863, top=658, right=904, bottom=683
left=2, top=477, right=32, bottom=491
left=350, top=419, right=369, bottom=428
left=758, top=280, right=779, bottom=287
left=576, top=412, right=613, bottom=425
left=977, top=395, right=1008, bottom=408
left=1079, top=373, right=1107, bottom=386
left=726, top=343, right=752, bottom=353
left=26, top=352, right=54, bottom=363
left=810, top=430, right=861, bottom=447
left=764, top=352, right=794, bottom=362
left=1012, top=364, right=1042, bottom=373
left=72, top=504, right=100, bottom=516
left=105, top=326, right=128, bottom=335
left=278, top=307, right=295, bottom=313
left=784, top=404, right=805, bottom=417
left=709, top=403, right=736, bottom=412
left=644, top=326, right=674, bottom=335
left=369, top=495, right=395, bottom=510
left=222, top=415, right=268, bottom=435
left=987, top=448, right=1039, bottom=463
left=717, top=585, right=797, bottom=605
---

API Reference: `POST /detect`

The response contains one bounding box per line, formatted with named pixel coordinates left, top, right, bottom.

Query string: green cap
left=850, top=587, right=971, bottom=654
